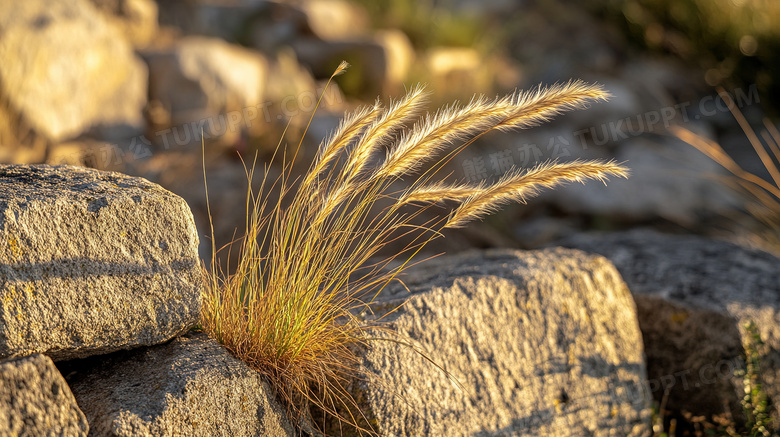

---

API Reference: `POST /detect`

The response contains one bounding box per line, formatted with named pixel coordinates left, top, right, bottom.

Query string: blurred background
left=1, top=0, right=779, bottom=260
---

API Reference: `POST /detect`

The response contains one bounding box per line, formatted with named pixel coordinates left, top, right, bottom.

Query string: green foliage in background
left=352, top=0, right=488, bottom=50
left=734, top=321, right=774, bottom=437
left=589, top=0, right=780, bottom=114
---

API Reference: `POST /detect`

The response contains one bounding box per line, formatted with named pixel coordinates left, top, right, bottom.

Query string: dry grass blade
left=716, top=88, right=780, bottom=188
left=671, top=126, right=780, bottom=200
left=447, top=160, right=628, bottom=227
left=672, top=106, right=780, bottom=253
left=201, top=65, right=628, bottom=434
left=762, top=119, right=780, bottom=163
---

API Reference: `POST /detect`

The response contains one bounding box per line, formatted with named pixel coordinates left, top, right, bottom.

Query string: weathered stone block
left=356, top=248, right=651, bottom=436
left=0, top=165, right=202, bottom=360
left=65, top=333, right=293, bottom=437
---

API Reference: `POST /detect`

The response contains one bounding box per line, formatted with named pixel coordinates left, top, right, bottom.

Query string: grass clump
left=200, top=62, right=628, bottom=431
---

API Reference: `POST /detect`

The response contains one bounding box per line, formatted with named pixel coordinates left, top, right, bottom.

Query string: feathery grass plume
left=376, top=80, right=610, bottom=180
left=341, top=85, right=428, bottom=181
left=446, top=160, right=628, bottom=228
left=302, top=103, right=382, bottom=190
left=201, top=63, right=628, bottom=434
left=672, top=89, right=780, bottom=253
left=376, top=96, right=512, bottom=179
left=399, top=180, right=484, bottom=204
left=493, top=80, right=610, bottom=131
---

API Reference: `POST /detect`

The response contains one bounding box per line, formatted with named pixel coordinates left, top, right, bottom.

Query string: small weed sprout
left=200, top=62, right=629, bottom=431
left=734, top=321, right=774, bottom=437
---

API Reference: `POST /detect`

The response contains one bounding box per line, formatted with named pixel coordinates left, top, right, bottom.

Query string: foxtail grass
left=671, top=89, right=780, bottom=254
left=200, top=62, right=629, bottom=432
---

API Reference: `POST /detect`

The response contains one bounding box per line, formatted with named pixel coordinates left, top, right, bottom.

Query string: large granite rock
left=0, top=354, right=88, bottom=436
left=356, top=248, right=651, bottom=436
left=557, top=230, right=780, bottom=423
left=0, top=0, right=147, bottom=144
left=0, top=165, right=201, bottom=360
left=64, top=333, right=293, bottom=437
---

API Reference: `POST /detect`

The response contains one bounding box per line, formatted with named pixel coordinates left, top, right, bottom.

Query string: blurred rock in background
left=89, top=0, right=159, bottom=48
left=1, top=0, right=777, bottom=260
left=142, top=36, right=268, bottom=150
left=0, top=0, right=148, bottom=158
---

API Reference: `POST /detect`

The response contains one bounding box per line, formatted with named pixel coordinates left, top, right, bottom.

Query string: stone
left=0, top=129, right=47, bottom=165
left=88, top=0, right=159, bottom=48
left=64, top=333, right=293, bottom=437
left=299, top=0, right=369, bottom=41
left=356, top=248, right=651, bottom=436
left=159, top=0, right=366, bottom=47
left=562, top=80, right=645, bottom=141
left=556, top=230, right=780, bottom=423
left=0, top=165, right=202, bottom=360
left=373, top=30, right=416, bottom=94
left=143, top=36, right=268, bottom=146
left=0, top=0, right=147, bottom=143
left=289, top=29, right=414, bottom=97
left=425, top=47, right=489, bottom=95
left=0, top=354, right=88, bottom=436
left=544, top=136, right=741, bottom=225
left=621, top=58, right=703, bottom=111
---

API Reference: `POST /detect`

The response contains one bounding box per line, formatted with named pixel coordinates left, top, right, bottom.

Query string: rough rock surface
left=0, top=165, right=202, bottom=360
left=0, top=0, right=147, bottom=143
left=358, top=248, right=651, bottom=436
left=0, top=354, right=88, bottom=436
left=557, top=230, right=780, bottom=422
left=64, top=333, right=293, bottom=437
